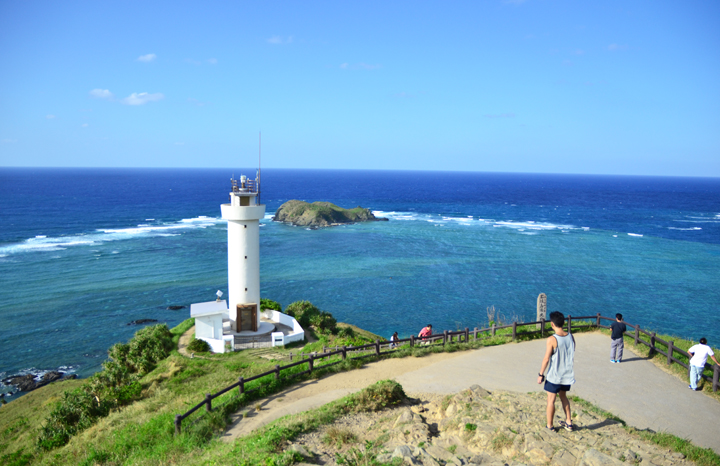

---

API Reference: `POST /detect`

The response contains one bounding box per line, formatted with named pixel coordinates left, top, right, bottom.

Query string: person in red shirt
left=418, top=324, right=432, bottom=343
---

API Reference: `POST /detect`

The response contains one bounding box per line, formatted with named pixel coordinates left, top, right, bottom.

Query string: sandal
left=560, top=420, right=574, bottom=431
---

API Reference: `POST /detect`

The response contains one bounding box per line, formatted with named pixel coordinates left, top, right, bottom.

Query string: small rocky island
left=273, top=200, right=388, bottom=227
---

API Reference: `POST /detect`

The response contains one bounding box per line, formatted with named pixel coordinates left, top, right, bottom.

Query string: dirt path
left=177, top=325, right=194, bottom=357
left=220, top=333, right=720, bottom=453
left=221, top=351, right=463, bottom=442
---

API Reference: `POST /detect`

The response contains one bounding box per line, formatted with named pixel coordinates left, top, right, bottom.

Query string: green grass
left=2, top=316, right=717, bottom=466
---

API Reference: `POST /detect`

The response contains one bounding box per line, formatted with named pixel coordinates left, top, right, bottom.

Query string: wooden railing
left=173, top=314, right=719, bottom=434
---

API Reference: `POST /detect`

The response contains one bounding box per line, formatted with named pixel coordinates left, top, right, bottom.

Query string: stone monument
left=536, top=293, right=547, bottom=329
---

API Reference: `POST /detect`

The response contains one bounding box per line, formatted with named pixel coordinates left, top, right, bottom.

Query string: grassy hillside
left=1, top=315, right=717, bottom=465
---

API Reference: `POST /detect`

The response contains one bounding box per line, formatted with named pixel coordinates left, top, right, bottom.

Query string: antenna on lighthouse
left=258, top=131, right=261, bottom=205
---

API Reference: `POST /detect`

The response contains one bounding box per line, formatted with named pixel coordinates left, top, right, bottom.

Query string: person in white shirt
left=688, top=337, right=719, bottom=391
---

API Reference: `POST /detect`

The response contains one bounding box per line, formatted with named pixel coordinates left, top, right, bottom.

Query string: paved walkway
left=223, top=333, right=720, bottom=453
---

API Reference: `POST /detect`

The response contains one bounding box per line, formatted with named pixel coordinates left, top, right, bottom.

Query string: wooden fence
left=173, top=314, right=719, bottom=434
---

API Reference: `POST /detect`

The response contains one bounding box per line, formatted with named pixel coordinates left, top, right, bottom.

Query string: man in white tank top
left=537, top=311, right=576, bottom=431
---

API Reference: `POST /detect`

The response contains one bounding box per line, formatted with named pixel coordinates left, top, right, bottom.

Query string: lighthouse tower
left=220, top=175, right=266, bottom=332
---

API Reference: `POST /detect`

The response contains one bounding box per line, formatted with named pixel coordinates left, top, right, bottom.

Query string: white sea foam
left=0, top=216, right=224, bottom=256
left=667, top=227, right=702, bottom=231
left=628, top=233, right=643, bottom=237
left=373, top=210, right=578, bottom=232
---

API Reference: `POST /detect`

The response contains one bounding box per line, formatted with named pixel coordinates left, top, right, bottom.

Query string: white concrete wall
left=265, top=310, right=305, bottom=347
left=198, top=335, right=233, bottom=354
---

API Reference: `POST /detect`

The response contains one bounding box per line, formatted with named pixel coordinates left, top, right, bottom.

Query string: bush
left=187, top=338, right=211, bottom=353
left=344, top=380, right=405, bottom=413
left=260, top=298, right=282, bottom=312
left=310, top=311, right=337, bottom=335
left=37, top=324, right=175, bottom=450
left=38, top=389, right=111, bottom=450
left=285, top=301, right=321, bottom=328
left=337, top=326, right=355, bottom=339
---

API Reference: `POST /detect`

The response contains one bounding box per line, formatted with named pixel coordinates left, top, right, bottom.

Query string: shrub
left=337, top=326, right=355, bottom=339
left=260, top=298, right=282, bottom=312
left=187, top=338, right=211, bottom=353
left=37, top=324, right=175, bottom=450
left=310, top=311, right=337, bottom=335
left=38, top=389, right=111, bottom=450
left=285, top=301, right=321, bottom=328
left=345, top=380, right=405, bottom=413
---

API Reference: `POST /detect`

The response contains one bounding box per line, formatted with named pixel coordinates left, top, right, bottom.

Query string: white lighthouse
left=220, top=175, right=265, bottom=332
left=189, top=171, right=305, bottom=353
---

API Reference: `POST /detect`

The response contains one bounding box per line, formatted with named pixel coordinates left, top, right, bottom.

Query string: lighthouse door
left=237, top=304, right=257, bottom=332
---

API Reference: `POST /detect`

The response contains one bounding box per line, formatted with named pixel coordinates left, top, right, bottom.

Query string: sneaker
left=610, top=359, right=616, bottom=363
left=688, top=385, right=695, bottom=390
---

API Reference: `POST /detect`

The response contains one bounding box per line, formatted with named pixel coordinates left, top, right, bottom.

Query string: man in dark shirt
left=610, top=313, right=627, bottom=363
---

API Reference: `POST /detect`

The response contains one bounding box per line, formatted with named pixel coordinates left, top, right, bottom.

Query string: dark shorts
left=544, top=380, right=571, bottom=394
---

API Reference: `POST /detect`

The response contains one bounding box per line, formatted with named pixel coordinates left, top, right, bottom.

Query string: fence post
left=238, top=377, right=244, bottom=395
left=492, top=324, right=496, bottom=337
left=322, top=346, right=326, bottom=354
left=465, top=327, right=469, bottom=343
left=567, top=315, right=572, bottom=334
left=443, top=330, right=448, bottom=345
left=275, top=364, right=280, bottom=380
left=512, top=322, right=517, bottom=340
left=175, top=415, right=182, bottom=435
left=596, top=313, right=601, bottom=327
left=376, top=340, right=381, bottom=357
left=309, top=354, right=314, bottom=373
left=667, top=341, right=674, bottom=365
left=650, top=332, right=656, bottom=357
left=289, top=353, right=293, bottom=362
left=205, top=394, right=212, bottom=412
left=541, top=318, right=545, bottom=337
left=474, top=327, right=478, bottom=340
left=342, top=346, right=347, bottom=360
left=635, top=326, right=640, bottom=346
left=714, top=365, right=719, bottom=392
left=410, top=335, right=415, bottom=347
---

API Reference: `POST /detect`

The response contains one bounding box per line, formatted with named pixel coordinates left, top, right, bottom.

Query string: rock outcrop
left=288, top=385, right=692, bottom=465
left=273, top=200, right=387, bottom=228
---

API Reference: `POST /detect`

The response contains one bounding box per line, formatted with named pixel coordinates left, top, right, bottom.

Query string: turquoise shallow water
left=1, top=168, right=718, bottom=399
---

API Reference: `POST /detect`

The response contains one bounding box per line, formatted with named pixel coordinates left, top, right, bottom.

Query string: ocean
left=1, top=168, right=719, bottom=400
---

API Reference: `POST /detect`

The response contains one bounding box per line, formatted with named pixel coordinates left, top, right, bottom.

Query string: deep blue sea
left=1, top=168, right=719, bottom=400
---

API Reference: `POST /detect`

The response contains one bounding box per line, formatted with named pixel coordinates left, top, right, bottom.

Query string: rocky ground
left=286, top=385, right=692, bottom=466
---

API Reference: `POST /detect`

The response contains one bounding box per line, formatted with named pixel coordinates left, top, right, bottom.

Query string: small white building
left=191, top=174, right=304, bottom=352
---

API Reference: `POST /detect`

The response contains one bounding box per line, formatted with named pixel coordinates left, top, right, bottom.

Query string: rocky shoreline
left=1, top=370, right=76, bottom=397
left=287, top=385, right=692, bottom=466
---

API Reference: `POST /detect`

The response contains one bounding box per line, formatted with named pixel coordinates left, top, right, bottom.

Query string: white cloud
left=89, top=89, right=113, bottom=100
left=81, top=123, right=89, bottom=127
left=121, top=92, right=165, bottom=105
left=607, top=43, right=628, bottom=51
left=46, top=114, right=56, bottom=119
left=137, top=53, right=157, bottom=62
left=2, top=138, right=18, bottom=143
left=175, top=142, right=185, bottom=146
left=207, top=58, right=218, bottom=65
left=267, top=35, right=293, bottom=45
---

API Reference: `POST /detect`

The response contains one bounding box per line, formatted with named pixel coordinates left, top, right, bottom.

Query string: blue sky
left=1, top=1, right=718, bottom=176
